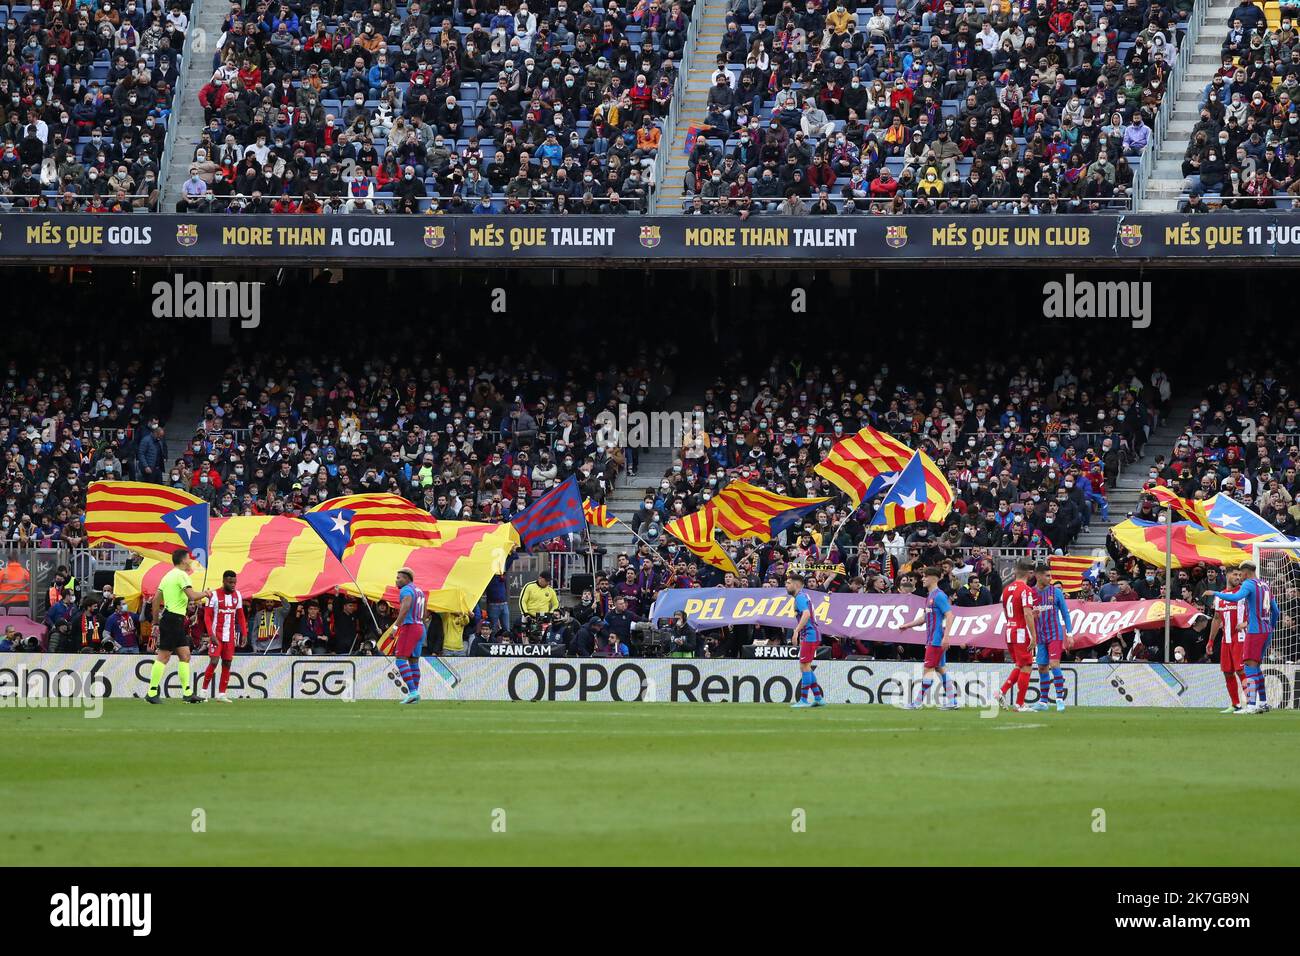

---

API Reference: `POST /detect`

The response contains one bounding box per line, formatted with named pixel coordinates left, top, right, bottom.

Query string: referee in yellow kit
left=145, top=549, right=209, bottom=704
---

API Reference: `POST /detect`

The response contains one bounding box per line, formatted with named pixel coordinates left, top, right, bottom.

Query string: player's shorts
left=207, top=636, right=237, bottom=661
left=1007, top=639, right=1033, bottom=667
left=1244, top=632, right=1271, bottom=662
left=395, top=623, right=426, bottom=658
left=923, top=644, right=946, bottom=669
left=1035, top=639, right=1064, bottom=666
left=1219, top=639, right=1244, bottom=673
left=798, top=638, right=819, bottom=664
left=156, top=611, right=189, bottom=652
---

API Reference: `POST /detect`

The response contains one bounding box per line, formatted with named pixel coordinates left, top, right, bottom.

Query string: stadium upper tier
left=14, top=0, right=1286, bottom=219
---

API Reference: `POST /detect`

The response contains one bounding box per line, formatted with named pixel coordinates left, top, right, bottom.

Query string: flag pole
left=1163, top=507, right=1173, bottom=661
left=827, top=503, right=860, bottom=564
left=584, top=521, right=599, bottom=578
left=626, top=522, right=687, bottom=573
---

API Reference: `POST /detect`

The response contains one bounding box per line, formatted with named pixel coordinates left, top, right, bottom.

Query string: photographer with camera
left=667, top=610, right=700, bottom=658
left=519, top=570, right=559, bottom=631
left=291, top=602, right=331, bottom=656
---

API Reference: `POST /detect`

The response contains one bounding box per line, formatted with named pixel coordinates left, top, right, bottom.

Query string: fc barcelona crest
left=639, top=224, right=661, bottom=249
left=175, top=223, right=198, bottom=247
left=423, top=225, right=446, bottom=249
left=1119, top=223, right=1143, bottom=248
left=885, top=225, right=908, bottom=249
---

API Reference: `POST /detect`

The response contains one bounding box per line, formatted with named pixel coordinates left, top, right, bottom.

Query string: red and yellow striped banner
left=112, top=517, right=517, bottom=614
left=1048, top=555, right=1098, bottom=594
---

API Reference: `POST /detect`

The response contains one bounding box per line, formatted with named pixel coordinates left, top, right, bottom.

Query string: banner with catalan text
left=648, top=588, right=1206, bottom=653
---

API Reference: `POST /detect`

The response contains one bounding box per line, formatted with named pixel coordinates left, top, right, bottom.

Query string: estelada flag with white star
left=301, top=508, right=356, bottom=562
left=160, top=502, right=212, bottom=567
left=867, top=450, right=954, bottom=530
left=1153, top=485, right=1293, bottom=545
left=309, top=493, right=441, bottom=552
left=86, top=480, right=208, bottom=562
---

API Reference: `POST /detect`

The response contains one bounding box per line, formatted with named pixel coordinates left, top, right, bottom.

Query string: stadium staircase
left=1071, top=396, right=1199, bottom=556
left=587, top=386, right=706, bottom=558
left=653, top=0, right=731, bottom=213
left=1144, top=0, right=1239, bottom=210
left=162, top=0, right=223, bottom=211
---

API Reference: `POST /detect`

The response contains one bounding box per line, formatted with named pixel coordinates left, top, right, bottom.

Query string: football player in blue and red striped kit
left=1208, top=562, right=1279, bottom=714
left=393, top=567, right=428, bottom=705
left=899, top=567, right=958, bottom=709
left=786, top=572, right=826, bottom=709
left=1032, top=562, right=1072, bottom=712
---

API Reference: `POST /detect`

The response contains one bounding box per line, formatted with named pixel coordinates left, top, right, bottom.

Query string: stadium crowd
left=7, top=301, right=1298, bottom=665
left=1, top=325, right=174, bottom=548
left=0, top=0, right=190, bottom=212
left=1139, top=357, right=1300, bottom=538
left=174, top=0, right=691, bottom=214
left=0, top=323, right=1194, bottom=663
left=1177, top=0, right=1300, bottom=211
left=679, top=0, right=1192, bottom=213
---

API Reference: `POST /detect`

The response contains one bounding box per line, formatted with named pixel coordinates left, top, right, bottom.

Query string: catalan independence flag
left=710, top=480, right=830, bottom=541
left=1154, top=485, right=1292, bottom=545
left=814, top=426, right=914, bottom=507
left=309, top=493, right=440, bottom=551
left=86, top=481, right=208, bottom=562
left=583, top=498, right=619, bottom=528
left=867, top=451, right=954, bottom=530
left=1111, top=518, right=1251, bottom=568
left=511, top=475, right=585, bottom=551
left=664, top=505, right=738, bottom=574
left=1048, top=554, right=1100, bottom=594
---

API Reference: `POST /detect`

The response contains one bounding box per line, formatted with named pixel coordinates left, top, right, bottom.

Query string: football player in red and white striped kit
left=201, top=570, right=247, bottom=701
left=1208, top=567, right=1248, bottom=714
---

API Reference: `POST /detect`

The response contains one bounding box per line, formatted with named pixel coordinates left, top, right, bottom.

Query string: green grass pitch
left=3, top=701, right=1296, bottom=866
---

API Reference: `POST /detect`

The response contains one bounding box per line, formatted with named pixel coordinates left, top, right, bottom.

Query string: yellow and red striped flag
left=309, top=493, right=440, bottom=551
left=1111, top=518, right=1251, bottom=568
left=710, top=480, right=830, bottom=541
left=814, top=426, right=914, bottom=507
left=582, top=498, right=619, bottom=528
left=1048, top=554, right=1099, bottom=594
left=85, top=481, right=208, bottom=562
left=664, top=505, right=738, bottom=574
left=1150, top=485, right=1213, bottom=527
